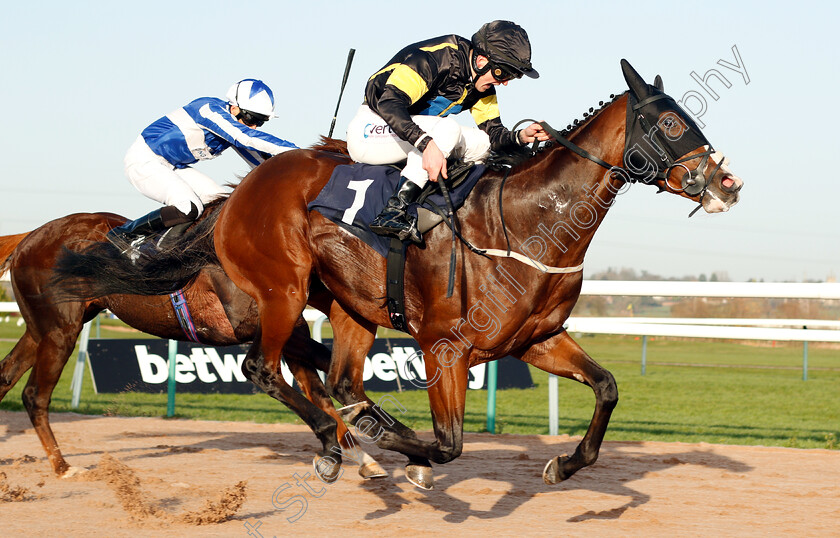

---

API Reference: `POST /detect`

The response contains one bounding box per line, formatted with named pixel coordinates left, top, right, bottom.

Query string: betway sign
left=87, top=339, right=533, bottom=394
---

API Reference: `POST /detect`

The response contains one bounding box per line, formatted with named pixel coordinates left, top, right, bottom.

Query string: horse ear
left=654, top=75, right=664, bottom=91
left=621, top=59, right=649, bottom=98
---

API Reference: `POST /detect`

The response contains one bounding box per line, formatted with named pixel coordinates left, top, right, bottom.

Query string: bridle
left=528, top=90, right=728, bottom=215
left=626, top=93, right=724, bottom=199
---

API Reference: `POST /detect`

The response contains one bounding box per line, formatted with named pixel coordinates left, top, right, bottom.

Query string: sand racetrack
left=1, top=410, right=837, bottom=536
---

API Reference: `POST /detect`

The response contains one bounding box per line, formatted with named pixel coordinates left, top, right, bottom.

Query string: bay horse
left=0, top=212, right=385, bottom=480
left=54, top=60, right=743, bottom=489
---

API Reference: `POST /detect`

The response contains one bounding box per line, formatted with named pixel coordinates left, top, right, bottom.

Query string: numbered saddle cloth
left=308, top=163, right=485, bottom=257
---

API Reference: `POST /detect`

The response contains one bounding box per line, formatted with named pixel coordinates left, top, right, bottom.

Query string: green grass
left=1, top=320, right=838, bottom=449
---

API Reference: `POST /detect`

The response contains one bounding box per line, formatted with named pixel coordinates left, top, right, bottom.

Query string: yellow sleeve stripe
left=419, top=42, right=458, bottom=53
left=385, top=64, right=429, bottom=104
left=471, top=94, right=501, bottom=125
left=369, top=63, right=398, bottom=80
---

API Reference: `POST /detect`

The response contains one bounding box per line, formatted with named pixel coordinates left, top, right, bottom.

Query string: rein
left=424, top=90, right=726, bottom=292
left=477, top=97, right=725, bottom=275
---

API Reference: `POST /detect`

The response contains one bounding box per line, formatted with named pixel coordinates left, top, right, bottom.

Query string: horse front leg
left=518, top=330, right=618, bottom=484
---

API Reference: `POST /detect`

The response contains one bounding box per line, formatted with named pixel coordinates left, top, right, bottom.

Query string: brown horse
left=54, top=60, right=743, bottom=489
left=0, top=212, right=384, bottom=480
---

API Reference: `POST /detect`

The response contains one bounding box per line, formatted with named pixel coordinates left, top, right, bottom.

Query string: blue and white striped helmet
left=226, top=79, right=276, bottom=118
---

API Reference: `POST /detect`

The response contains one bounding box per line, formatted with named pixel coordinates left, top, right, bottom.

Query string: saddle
left=309, top=145, right=542, bottom=332
left=308, top=160, right=486, bottom=257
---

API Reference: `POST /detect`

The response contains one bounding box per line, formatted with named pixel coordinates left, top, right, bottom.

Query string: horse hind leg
left=18, top=333, right=83, bottom=477
left=0, top=330, right=38, bottom=403
left=241, top=324, right=345, bottom=483
left=286, top=357, right=386, bottom=480
left=518, top=330, right=618, bottom=484
left=283, top=322, right=386, bottom=479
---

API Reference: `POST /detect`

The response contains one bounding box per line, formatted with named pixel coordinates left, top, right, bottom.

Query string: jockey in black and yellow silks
left=347, top=20, right=549, bottom=244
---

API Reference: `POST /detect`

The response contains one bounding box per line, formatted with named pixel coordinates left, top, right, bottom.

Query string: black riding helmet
left=471, top=20, right=539, bottom=84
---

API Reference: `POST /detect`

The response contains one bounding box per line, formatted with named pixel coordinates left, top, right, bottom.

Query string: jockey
left=347, top=20, right=550, bottom=243
left=108, top=78, right=298, bottom=246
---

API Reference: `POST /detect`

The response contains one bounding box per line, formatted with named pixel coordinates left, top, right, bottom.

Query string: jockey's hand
left=519, top=122, right=551, bottom=144
left=422, top=140, right=447, bottom=182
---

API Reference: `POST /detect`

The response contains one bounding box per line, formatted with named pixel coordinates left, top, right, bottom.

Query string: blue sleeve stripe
left=198, top=104, right=297, bottom=156
left=232, top=146, right=263, bottom=168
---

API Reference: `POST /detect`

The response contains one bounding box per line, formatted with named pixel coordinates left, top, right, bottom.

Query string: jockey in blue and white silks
left=110, top=79, right=298, bottom=253
left=140, top=96, right=295, bottom=171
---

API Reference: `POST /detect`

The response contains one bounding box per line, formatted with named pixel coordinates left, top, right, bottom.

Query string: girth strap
left=385, top=238, right=408, bottom=332
left=169, top=289, right=201, bottom=343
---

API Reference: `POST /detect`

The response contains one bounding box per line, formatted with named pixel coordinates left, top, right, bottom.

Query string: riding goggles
left=489, top=61, right=524, bottom=83
left=238, top=110, right=269, bottom=128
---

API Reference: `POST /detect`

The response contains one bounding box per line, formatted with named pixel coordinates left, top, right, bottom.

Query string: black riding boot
left=106, top=208, right=168, bottom=246
left=369, top=179, right=423, bottom=243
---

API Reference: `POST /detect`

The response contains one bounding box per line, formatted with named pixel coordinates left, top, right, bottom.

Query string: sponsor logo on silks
left=363, top=123, right=396, bottom=139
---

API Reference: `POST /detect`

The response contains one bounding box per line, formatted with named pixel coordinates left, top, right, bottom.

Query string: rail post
left=166, top=340, right=177, bottom=417
left=70, top=320, right=93, bottom=409
left=548, top=374, right=559, bottom=435
left=486, top=360, right=498, bottom=433
left=802, top=340, right=809, bottom=381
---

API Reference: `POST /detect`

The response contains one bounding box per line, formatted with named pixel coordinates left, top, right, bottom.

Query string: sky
left=1, top=0, right=838, bottom=282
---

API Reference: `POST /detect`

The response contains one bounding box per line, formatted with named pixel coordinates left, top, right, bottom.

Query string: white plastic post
left=70, top=320, right=93, bottom=408
left=312, top=314, right=328, bottom=343
left=548, top=374, right=559, bottom=435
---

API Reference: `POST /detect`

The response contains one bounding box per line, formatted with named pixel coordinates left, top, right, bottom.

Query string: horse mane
left=487, top=91, right=628, bottom=172
left=201, top=196, right=228, bottom=214
left=311, top=136, right=350, bottom=157
left=558, top=91, right=627, bottom=139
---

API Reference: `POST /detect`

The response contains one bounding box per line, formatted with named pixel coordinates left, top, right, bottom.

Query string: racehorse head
left=620, top=59, right=743, bottom=214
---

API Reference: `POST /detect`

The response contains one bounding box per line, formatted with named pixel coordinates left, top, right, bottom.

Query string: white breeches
left=124, top=135, right=227, bottom=215
left=346, top=105, right=491, bottom=188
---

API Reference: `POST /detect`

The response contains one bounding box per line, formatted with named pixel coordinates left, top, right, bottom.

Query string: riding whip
left=328, top=48, right=356, bottom=138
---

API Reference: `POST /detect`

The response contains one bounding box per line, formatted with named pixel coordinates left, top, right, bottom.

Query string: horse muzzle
left=701, top=171, right=743, bottom=213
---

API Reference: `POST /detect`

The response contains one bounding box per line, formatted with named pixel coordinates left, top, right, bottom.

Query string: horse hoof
left=543, top=454, right=570, bottom=485
left=336, top=402, right=370, bottom=423
left=61, top=466, right=87, bottom=479
left=405, top=463, right=434, bottom=490
left=312, top=456, right=342, bottom=484
left=359, top=461, right=388, bottom=480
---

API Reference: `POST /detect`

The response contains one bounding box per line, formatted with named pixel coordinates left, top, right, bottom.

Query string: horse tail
left=51, top=206, right=222, bottom=300
left=0, top=232, right=30, bottom=276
